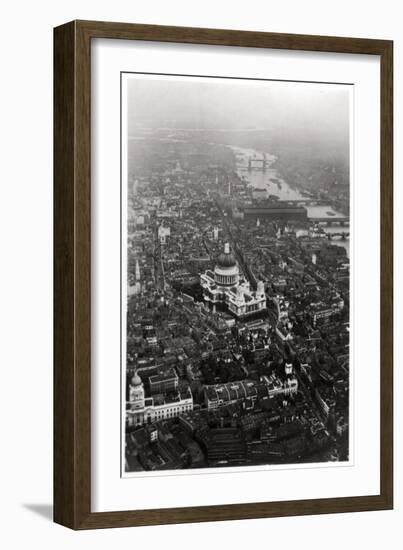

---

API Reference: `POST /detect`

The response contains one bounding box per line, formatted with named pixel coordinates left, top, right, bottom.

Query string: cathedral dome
left=216, top=243, right=237, bottom=269
left=131, top=372, right=142, bottom=386
left=214, top=243, right=239, bottom=287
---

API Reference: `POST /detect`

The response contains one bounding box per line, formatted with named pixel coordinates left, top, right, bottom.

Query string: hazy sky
left=127, top=75, right=350, bottom=143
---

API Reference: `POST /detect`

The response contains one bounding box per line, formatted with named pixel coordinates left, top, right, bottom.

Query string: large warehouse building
left=235, top=201, right=308, bottom=221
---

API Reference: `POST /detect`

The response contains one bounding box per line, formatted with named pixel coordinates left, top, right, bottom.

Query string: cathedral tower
left=129, top=371, right=145, bottom=410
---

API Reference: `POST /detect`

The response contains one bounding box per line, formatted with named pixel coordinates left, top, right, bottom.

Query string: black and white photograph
left=1, top=0, right=396, bottom=541
left=123, top=74, right=351, bottom=474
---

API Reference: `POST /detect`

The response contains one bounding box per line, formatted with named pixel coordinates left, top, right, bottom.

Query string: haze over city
left=128, top=76, right=350, bottom=150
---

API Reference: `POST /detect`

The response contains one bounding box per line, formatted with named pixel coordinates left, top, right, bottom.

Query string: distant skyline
left=127, top=74, right=350, bottom=146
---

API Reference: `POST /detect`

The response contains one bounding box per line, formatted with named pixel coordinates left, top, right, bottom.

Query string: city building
left=309, top=299, right=344, bottom=327
left=202, top=428, right=247, bottom=465
left=158, top=224, right=171, bottom=244
left=149, top=367, right=179, bottom=394
left=128, top=258, right=142, bottom=296
left=237, top=201, right=308, bottom=221
left=200, top=243, right=267, bottom=318
left=126, top=371, right=193, bottom=426
left=204, top=374, right=298, bottom=410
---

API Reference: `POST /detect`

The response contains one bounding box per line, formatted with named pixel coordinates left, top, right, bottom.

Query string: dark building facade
left=238, top=202, right=308, bottom=221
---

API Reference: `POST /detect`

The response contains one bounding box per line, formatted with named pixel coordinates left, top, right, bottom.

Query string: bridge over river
left=326, top=231, right=350, bottom=240
left=309, top=217, right=349, bottom=226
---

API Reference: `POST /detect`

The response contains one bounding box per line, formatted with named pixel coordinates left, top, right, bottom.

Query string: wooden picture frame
left=54, top=20, right=393, bottom=529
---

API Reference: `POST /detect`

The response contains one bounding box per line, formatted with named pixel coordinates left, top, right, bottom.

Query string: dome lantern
left=216, top=243, right=237, bottom=269
left=131, top=371, right=142, bottom=387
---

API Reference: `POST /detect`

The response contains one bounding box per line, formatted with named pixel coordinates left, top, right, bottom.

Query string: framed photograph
left=54, top=20, right=393, bottom=529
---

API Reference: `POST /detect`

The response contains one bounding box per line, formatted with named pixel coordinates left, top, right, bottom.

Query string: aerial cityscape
left=123, top=76, right=350, bottom=473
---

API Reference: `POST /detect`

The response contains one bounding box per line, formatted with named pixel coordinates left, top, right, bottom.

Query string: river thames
left=230, top=145, right=350, bottom=257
